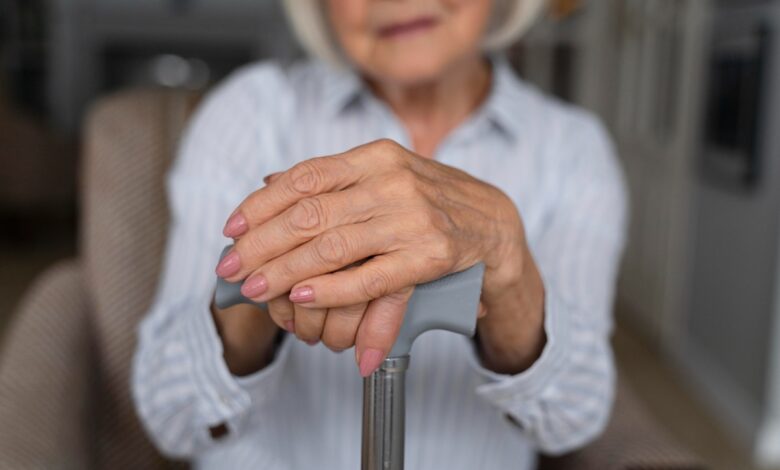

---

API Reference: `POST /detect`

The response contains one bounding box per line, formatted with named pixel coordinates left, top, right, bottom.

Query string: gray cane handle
left=214, top=245, right=484, bottom=357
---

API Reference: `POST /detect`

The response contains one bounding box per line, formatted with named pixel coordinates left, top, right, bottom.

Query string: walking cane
left=215, top=246, right=485, bottom=470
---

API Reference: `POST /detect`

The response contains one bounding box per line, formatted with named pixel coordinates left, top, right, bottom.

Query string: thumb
left=354, top=286, right=415, bottom=377
left=263, top=171, right=282, bottom=185
left=477, top=300, right=487, bottom=319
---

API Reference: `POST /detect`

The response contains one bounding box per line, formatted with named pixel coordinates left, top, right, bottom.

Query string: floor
left=612, top=323, right=766, bottom=470
left=0, top=241, right=772, bottom=470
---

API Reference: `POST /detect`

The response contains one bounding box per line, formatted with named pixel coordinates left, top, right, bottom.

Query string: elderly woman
left=132, top=0, right=627, bottom=468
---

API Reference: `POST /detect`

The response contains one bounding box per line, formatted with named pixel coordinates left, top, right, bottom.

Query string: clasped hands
left=215, top=139, right=528, bottom=376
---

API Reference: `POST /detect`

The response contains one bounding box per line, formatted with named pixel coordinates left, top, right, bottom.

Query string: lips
left=377, top=16, right=439, bottom=39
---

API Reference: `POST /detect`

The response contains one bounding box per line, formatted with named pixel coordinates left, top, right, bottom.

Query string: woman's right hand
left=212, top=291, right=365, bottom=376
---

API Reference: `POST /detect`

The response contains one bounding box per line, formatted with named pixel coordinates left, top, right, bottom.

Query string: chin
left=366, top=55, right=455, bottom=86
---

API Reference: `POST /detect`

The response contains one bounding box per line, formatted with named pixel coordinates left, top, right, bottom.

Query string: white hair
left=281, top=0, right=547, bottom=67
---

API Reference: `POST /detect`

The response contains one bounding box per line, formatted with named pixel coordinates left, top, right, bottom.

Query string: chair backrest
left=81, top=88, right=201, bottom=468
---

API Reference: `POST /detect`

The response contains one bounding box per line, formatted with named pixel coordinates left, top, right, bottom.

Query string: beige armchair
left=0, top=89, right=705, bottom=470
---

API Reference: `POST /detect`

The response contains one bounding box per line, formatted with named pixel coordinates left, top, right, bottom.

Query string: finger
left=263, top=172, right=282, bottom=185
left=293, top=303, right=327, bottom=345
left=354, top=287, right=414, bottom=377
left=287, top=251, right=434, bottom=309
left=238, top=217, right=394, bottom=302
left=221, top=186, right=380, bottom=282
left=223, top=154, right=361, bottom=238
left=267, top=295, right=296, bottom=333
left=223, top=138, right=410, bottom=238
left=293, top=261, right=365, bottom=345
left=321, top=302, right=367, bottom=352
left=477, top=300, right=487, bottom=319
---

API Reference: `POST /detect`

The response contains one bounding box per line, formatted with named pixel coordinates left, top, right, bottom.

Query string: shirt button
left=209, top=422, right=229, bottom=439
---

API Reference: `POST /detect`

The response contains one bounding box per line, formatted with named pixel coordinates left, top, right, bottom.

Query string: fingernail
left=305, top=339, right=319, bottom=346
left=263, top=172, right=280, bottom=185
left=284, top=320, right=295, bottom=333
left=359, top=348, right=384, bottom=377
left=289, top=286, right=314, bottom=303
left=223, top=212, right=248, bottom=238
left=215, top=250, right=241, bottom=278
left=240, top=274, right=268, bottom=298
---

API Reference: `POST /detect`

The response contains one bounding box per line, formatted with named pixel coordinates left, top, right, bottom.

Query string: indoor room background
left=1, top=1, right=779, bottom=469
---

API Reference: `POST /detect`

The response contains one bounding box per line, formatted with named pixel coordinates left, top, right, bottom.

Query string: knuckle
left=430, top=237, right=456, bottom=271
left=294, top=323, right=322, bottom=343
left=289, top=161, right=323, bottom=195
left=345, top=302, right=369, bottom=314
left=266, top=312, right=289, bottom=330
left=373, top=139, right=405, bottom=163
left=428, top=207, right=456, bottom=234
left=414, top=207, right=442, bottom=235
left=315, top=230, right=352, bottom=266
left=267, top=301, right=293, bottom=321
left=373, top=138, right=400, bottom=152
left=276, top=258, right=298, bottom=280
left=240, top=232, right=267, bottom=260
left=417, top=206, right=437, bottom=230
left=360, top=268, right=393, bottom=300
left=421, top=213, right=456, bottom=271
left=322, top=331, right=355, bottom=352
left=289, top=197, right=326, bottom=232
left=383, top=287, right=413, bottom=306
left=393, top=170, right=418, bottom=196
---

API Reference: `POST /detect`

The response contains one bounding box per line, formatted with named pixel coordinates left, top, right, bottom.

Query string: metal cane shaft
left=362, top=356, right=409, bottom=470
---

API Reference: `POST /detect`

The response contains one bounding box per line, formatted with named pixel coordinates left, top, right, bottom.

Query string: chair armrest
left=538, top=377, right=707, bottom=470
left=0, top=260, right=95, bottom=470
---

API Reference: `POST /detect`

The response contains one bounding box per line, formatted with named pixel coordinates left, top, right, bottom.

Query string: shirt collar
left=321, top=61, right=366, bottom=117
left=481, top=53, right=530, bottom=141
left=321, top=53, right=529, bottom=142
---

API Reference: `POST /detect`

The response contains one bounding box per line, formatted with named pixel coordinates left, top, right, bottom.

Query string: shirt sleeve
left=465, top=111, right=629, bottom=455
left=131, top=62, right=296, bottom=459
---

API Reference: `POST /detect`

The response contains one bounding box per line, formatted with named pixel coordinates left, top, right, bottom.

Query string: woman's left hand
left=216, top=139, right=531, bottom=374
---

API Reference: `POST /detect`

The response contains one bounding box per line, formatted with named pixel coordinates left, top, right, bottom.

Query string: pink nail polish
left=359, top=348, right=384, bottom=377
left=240, top=274, right=268, bottom=298
left=284, top=320, right=295, bottom=333
left=289, top=286, right=314, bottom=303
left=223, top=212, right=248, bottom=238
left=305, top=339, right=319, bottom=346
left=215, top=250, right=241, bottom=278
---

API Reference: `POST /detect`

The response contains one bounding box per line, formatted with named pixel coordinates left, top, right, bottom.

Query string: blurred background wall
left=520, top=4, right=780, bottom=466
left=1, top=1, right=779, bottom=469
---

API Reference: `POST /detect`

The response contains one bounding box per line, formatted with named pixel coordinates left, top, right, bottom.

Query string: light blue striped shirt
left=132, top=55, right=628, bottom=469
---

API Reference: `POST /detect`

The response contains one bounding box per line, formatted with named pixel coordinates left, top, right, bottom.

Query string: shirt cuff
left=178, top=296, right=294, bottom=434
left=464, top=285, right=572, bottom=410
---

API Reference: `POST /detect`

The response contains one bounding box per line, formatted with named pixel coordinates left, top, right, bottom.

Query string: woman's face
left=325, top=0, right=494, bottom=85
